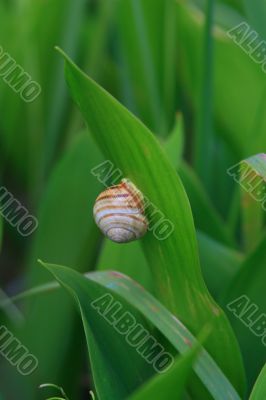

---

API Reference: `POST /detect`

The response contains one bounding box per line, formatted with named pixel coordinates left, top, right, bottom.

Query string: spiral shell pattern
left=93, top=179, right=148, bottom=243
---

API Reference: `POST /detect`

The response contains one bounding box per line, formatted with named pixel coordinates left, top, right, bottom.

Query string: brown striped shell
left=93, top=179, right=148, bottom=243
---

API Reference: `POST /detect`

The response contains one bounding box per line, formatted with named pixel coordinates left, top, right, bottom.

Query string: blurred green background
left=1, top=0, right=266, bottom=399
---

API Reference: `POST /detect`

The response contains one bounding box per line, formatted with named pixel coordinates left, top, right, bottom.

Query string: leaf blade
left=250, top=364, right=266, bottom=400
left=41, top=263, right=242, bottom=400
left=57, top=48, right=245, bottom=395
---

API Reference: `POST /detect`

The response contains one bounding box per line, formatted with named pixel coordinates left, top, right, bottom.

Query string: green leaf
left=0, top=211, right=23, bottom=325
left=179, top=161, right=233, bottom=246
left=38, top=262, right=242, bottom=400
left=39, top=383, right=70, bottom=400
left=163, top=112, right=184, bottom=170
left=41, top=264, right=160, bottom=400
left=163, top=114, right=232, bottom=246
left=228, top=154, right=266, bottom=252
left=97, top=239, right=153, bottom=292
left=129, top=340, right=203, bottom=400
left=0, top=214, right=3, bottom=252
left=163, top=114, right=230, bottom=247
left=57, top=48, right=245, bottom=395
left=176, top=0, right=266, bottom=158
left=243, top=0, right=266, bottom=42
left=28, top=131, right=103, bottom=271
left=116, top=0, right=176, bottom=135
left=243, top=153, right=266, bottom=177
left=38, top=0, right=89, bottom=177
left=250, top=364, right=266, bottom=400
left=197, top=231, right=243, bottom=300
left=0, top=0, right=94, bottom=190
left=21, top=132, right=103, bottom=398
left=194, top=0, right=215, bottom=190
left=223, top=235, right=266, bottom=390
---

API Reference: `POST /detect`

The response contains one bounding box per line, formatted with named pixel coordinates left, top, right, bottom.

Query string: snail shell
left=93, top=179, right=148, bottom=243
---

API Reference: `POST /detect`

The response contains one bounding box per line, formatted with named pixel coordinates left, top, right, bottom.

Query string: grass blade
left=194, top=0, right=215, bottom=189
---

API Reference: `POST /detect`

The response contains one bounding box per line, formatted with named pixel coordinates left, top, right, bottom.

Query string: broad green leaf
left=57, top=48, right=245, bottom=395
left=129, top=341, right=202, bottom=400
left=98, top=231, right=242, bottom=303
left=36, top=262, right=242, bottom=400
left=223, top=235, right=266, bottom=390
left=250, top=364, right=266, bottom=400
left=41, top=264, right=160, bottom=400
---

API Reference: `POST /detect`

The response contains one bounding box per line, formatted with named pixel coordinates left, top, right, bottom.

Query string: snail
left=93, top=179, right=148, bottom=243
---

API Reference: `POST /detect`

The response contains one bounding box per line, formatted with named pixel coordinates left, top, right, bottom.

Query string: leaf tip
left=54, top=46, right=72, bottom=66
left=37, top=259, right=51, bottom=273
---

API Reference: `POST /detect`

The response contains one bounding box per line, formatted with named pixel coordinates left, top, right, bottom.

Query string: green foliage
left=1, top=0, right=266, bottom=398
left=57, top=47, right=245, bottom=395
left=250, top=364, right=266, bottom=400
left=38, top=262, right=241, bottom=400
